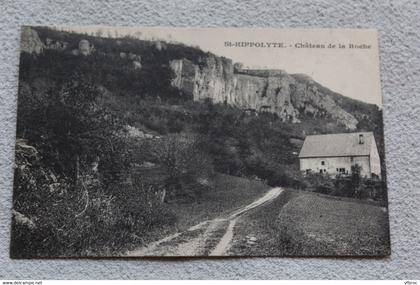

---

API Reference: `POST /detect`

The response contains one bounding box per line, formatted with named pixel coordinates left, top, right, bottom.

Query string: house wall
left=370, top=137, right=382, bottom=178
left=299, top=156, right=372, bottom=178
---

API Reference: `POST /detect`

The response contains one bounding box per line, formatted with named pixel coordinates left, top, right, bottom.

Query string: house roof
left=298, top=132, right=374, bottom=158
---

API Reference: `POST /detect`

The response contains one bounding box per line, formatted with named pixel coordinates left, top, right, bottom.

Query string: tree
left=145, top=134, right=213, bottom=201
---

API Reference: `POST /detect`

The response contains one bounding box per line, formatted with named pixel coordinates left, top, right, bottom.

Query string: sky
left=64, top=26, right=382, bottom=107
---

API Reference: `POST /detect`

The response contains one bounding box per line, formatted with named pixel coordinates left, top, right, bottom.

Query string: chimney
left=359, top=134, right=364, bottom=144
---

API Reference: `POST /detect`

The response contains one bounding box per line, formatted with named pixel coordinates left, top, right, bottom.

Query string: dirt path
left=125, top=187, right=283, bottom=257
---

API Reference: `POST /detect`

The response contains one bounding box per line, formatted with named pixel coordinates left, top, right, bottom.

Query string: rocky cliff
left=20, top=27, right=360, bottom=130
left=170, top=56, right=359, bottom=130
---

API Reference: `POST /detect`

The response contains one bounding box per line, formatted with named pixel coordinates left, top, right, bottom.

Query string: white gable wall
left=299, top=155, right=372, bottom=178
left=369, top=136, right=382, bottom=179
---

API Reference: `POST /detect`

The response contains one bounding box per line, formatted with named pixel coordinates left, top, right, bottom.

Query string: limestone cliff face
left=170, top=56, right=358, bottom=130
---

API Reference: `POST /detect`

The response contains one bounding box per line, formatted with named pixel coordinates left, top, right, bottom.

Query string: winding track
left=126, top=187, right=283, bottom=256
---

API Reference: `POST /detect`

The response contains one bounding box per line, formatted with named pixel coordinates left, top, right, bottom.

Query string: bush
left=144, top=115, right=168, bottom=134
left=298, top=169, right=387, bottom=204
left=167, top=118, right=185, bottom=133
left=298, top=172, right=335, bottom=193
left=139, top=134, right=214, bottom=202
left=243, top=153, right=300, bottom=187
left=112, top=176, right=176, bottom=244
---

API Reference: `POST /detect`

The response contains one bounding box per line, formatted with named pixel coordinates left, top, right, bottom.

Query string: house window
left=319, top=169, right=323, bottom=174
left=321, top=161, right=325, bottom=165
left=338, top=168, right=346, bottom=174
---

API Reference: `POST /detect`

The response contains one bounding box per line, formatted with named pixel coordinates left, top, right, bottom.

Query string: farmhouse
left=298, top=132, right=381, bottom=179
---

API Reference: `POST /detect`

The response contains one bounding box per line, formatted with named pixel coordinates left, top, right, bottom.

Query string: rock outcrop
left=78, top=39, right=94, bottom=56
left=154, top=41, right=166, bottom=51
left=133, top=61, right=142, bottom=69
left=121, top=52, right=142, bottom=69
left=45, top=38, right=69, bottom=50
left=20, top=27, right=44, bottom=55
left=170, top=55, right=358, bottom=129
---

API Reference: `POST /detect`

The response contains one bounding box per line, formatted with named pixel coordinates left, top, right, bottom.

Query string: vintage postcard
left=11, top=26, right=390, bottom=257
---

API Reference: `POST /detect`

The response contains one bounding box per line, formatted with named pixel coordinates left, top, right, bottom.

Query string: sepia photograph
left=11, top=26, right=390, bottom=258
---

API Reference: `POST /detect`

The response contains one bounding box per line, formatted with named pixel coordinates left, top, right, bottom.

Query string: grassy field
left=168, top=173, right=270, bottom=231
left=229, top=189, right=390, bottom=256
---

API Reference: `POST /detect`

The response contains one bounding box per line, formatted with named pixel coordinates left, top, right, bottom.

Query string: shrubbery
left=138, top=134, right=214, bottom=203
left=297, top=169, right=387, bottom=204
left=12, top=54, right=179, bottom=256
